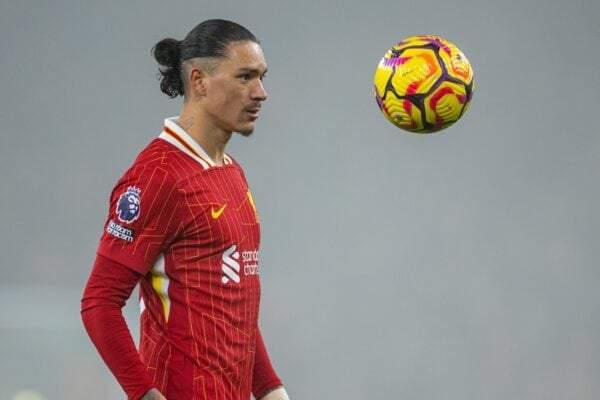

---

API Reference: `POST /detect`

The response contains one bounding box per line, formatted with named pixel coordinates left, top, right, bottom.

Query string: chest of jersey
left=168, top=165, right=261, bottom=288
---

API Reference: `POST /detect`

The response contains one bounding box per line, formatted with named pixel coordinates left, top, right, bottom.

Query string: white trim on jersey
left=159, top=117, right=233, bottom=169
left=159, top=131, right=212, bottom=169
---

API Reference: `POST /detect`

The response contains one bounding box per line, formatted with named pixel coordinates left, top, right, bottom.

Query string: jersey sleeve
left=97, top=162, right=181, bottom=275
left=81, top=254, right=157, bottom=400
left=252, top=328, right=283, bottom=398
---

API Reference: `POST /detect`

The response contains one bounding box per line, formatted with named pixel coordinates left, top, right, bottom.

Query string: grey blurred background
left=1, top=0, right=599, bottom=399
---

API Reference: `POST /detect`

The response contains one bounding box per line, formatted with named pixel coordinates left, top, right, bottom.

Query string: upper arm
left=97, top=163, right=182, bottom=274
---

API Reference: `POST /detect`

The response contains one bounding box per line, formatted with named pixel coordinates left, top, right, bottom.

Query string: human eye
left=238, top=72, right=252, bottom=82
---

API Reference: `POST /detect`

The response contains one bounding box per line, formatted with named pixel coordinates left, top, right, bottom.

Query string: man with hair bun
left=81, top=19, right=289, bottom=400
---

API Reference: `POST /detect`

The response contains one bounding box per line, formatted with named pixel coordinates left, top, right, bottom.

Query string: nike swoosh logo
left=211, top=204, right=227, bottom=219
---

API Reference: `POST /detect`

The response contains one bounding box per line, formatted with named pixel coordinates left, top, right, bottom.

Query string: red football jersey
left=97, top=118, right=262, bottom=399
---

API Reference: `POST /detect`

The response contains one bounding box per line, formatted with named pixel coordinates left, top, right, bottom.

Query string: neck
left=178, top=106, right=232, bottom=166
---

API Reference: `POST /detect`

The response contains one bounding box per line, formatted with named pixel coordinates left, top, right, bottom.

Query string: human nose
left=252, top=80, right=268, bottom=101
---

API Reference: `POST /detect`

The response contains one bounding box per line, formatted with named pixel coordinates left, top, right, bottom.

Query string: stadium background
left=1, top=0, right=598, bottom=399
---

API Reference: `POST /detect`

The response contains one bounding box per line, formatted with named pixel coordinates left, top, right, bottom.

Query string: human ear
left=189, top=68, right=207, bottom=97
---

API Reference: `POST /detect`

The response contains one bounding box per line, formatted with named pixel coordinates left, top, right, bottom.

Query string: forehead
left=220, top=41, right=267, bottom=72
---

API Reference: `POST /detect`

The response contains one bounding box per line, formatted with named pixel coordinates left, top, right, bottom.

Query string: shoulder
left=127, top=138, right=207, bottom=183
left=132, top=139, right=180, bottom=172
left=111, top=139, right=182, bottom=201
left=225, top=154, right=247, bottom=177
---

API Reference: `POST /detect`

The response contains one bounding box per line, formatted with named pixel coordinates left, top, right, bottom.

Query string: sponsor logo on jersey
left=221, top=245, right=259, bottom=284
left=106, top=219, right=135, bottom=242
left=116, top=187, right=141, bottom=223
left=221, top=245, right=240, bottom=284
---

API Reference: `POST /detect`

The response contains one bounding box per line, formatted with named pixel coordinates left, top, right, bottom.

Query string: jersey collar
left=159, top=117, right=233, bottom=169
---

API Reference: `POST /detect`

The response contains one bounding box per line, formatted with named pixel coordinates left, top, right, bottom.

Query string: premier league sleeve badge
left=116, top=186, right=142, bottom=224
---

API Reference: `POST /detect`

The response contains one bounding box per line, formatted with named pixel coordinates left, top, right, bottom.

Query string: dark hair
left=152, top=19, right=259, bottom=98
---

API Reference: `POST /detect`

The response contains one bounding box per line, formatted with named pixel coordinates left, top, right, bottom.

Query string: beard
left=236, top=128, right=255, bottom=137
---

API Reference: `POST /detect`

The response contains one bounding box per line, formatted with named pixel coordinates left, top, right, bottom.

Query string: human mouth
left=245, top=105, right=261, bottom=120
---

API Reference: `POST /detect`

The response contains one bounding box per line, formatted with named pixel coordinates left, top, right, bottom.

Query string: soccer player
left=81, top=19, right=289, bottom=400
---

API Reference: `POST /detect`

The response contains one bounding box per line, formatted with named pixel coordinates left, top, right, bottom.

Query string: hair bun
left=152, top=38, right=184, bottom=98
left=153, top=38, right=180, bottom=67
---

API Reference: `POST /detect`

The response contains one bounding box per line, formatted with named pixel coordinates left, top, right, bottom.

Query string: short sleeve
left=97, top=162, right=181, bottom=275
